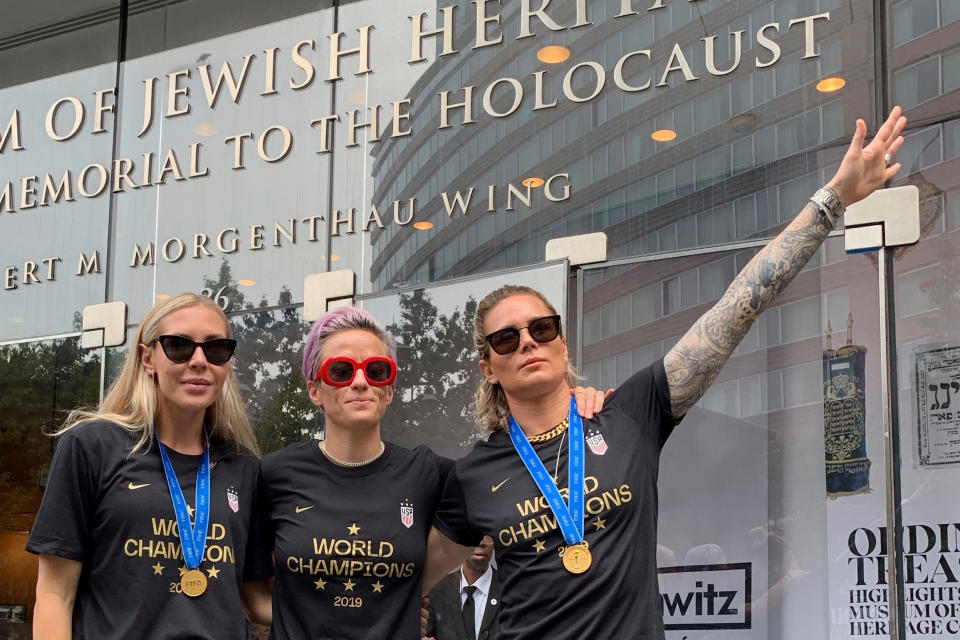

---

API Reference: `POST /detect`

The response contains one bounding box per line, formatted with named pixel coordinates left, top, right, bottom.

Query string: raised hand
left=826, top=106, right=907, bottom=207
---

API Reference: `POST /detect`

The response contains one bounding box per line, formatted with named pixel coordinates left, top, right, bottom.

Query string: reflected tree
left=201, top=261, right=318, bottom=455
left=383, top=289, right=482, bottom=457
left=0, top=339, right=100, bottom=532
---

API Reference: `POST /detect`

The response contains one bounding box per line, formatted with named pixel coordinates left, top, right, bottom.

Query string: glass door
left=577, top=237, right=892, bottom=640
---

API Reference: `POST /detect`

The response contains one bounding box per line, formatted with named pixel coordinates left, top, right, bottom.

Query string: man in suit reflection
left=425, top=535, right=499, bottom=640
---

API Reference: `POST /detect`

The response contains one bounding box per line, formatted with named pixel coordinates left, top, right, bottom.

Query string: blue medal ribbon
left=508, top=396, right=585, bottom=546
left=158, top=441, right=211, bottom=570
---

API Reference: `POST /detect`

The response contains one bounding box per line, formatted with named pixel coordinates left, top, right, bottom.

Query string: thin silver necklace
left=553, top=431, right=566, bottom=483
left=319, top=440, right=385, bottom=467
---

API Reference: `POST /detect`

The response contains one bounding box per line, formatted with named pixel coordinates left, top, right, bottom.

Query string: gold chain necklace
left=527, top=418, right=569, bottom=443
left=319, top=440, right=385, bottom=467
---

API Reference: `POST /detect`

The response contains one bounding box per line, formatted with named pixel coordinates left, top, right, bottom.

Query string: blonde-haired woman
left=427, top=107, right=908, bottom=639
left=27, top=293, right=272, bottom=639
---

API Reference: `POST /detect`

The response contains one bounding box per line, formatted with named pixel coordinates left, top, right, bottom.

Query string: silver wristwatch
left=810, top=186, right=845, bottom=223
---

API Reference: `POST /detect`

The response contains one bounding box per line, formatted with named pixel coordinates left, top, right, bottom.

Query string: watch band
left=810, top=186, right=845, bottom=225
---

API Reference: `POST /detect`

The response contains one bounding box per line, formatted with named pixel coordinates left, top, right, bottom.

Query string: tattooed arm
left=663, top=107, right=907, bottom=418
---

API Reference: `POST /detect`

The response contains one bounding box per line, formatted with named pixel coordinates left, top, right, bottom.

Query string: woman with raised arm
left=27, top=293, right=272, bottom=639
left=425, top=107, right=907, bottom=639
left=255, top=306, right=605, bottom=639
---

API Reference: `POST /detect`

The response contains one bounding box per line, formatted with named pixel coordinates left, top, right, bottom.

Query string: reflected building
left=1, top=0, right=959, bottom=638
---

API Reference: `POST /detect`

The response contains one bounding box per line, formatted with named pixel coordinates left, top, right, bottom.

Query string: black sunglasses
left=484, top=315, right=562, bottom=355
left=152, top=335, right=237, bottom=365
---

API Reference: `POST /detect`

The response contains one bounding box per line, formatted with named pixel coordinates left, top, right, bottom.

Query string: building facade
left=1, top=0, right=958, bottom=638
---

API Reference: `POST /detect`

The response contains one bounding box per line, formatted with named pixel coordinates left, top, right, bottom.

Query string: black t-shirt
left=26, top=420, right=267, bottom=640
left=257, top=440, right=451, bottom=640
left=434, top=359, right=679, bottom=640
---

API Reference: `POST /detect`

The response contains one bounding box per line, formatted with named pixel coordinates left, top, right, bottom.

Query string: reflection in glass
left=0, top=1, right=121, bottom=89
left=360, top=262, right=567, bottom=458
left=0, top=338, right=101, bottom=634
left=229, top=305, right=317, bottom=455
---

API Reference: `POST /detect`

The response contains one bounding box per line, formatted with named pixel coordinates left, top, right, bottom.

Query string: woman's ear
left=306, top=381, right=324, bottom=410
left=140, top=343, right=156, bottom=376
left=479, top=358, right=498, bottom=384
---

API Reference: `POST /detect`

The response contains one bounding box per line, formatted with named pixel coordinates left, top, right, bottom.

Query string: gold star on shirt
left=207, top=566, right=221, bottom=579
left=178, top=566, right=187, bottom=576
left=593, top=517, right=606, bottom=530
left=372, top=581, right=384, bottom=594
left=314, top=577, right=327, bottom=590
left=347, top=522, right=361, bottom=536
left=532, top=539, right=546, bottom=553
left=343, top=579, right=356, bottom=592
left=187, top=504, right=195, bottom=518
left=152, top=562, right=165, bottom=575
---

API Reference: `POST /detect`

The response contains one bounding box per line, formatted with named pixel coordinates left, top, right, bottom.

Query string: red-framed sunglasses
left=317, top=356, right=397, bottom=387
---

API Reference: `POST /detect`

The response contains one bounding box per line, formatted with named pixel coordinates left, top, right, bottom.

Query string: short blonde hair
left=472, top=285, right=579, bottom=433
left=57, top=293, right=257, bottom=455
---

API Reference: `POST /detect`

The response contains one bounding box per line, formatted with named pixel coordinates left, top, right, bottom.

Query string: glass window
left=897, top=264, right=941, bottom=316
left=699, top=255, right=735, bottom=301
left=945, top=0, right=960, bottom=25
left=782, top=360, right=821, bottom=407
left=894, top=56, right=941, bottom=108
left=680, top=269, right=699, bottom=310
left=663, top=276, right=680, bottom=315
left=900, top=125, right=943, bottom=171
left=822, top=100, right=844, bottom=142
left=781, top=296, right=822, bottom=343
left=699, top=203, right=735, bottom=245
left=631, top=285, right=663, bottom=327
left=892, top=0, right=939, bottom=46
left=947, top=190, right=960, bottom=231
left=0, top=1, right=121, bottom=89
left=695, top=146, right=730, bottom=190
left=943, top=48, right=960, bottom=94
left=945, top=119, right=960, bottom=160
left=0, top=337, right=101, bottom=626
left=732, top=136, right=754, bottom=175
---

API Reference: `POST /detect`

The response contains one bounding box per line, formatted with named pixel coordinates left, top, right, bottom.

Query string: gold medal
left=181, top=568, right=208, bottom=597
left=561, top=541, right=592, bottom=574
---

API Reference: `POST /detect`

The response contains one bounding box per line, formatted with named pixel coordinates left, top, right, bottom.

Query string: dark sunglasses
left=152, top=335, right=237, bottom=366
left=317, top=356, right=397, bottom=387
left=484, top=315, right=562, bottom=355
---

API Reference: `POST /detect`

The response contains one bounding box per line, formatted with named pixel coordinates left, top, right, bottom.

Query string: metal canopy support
left=303, top=270, right=356, bottom=321
left=545, top=232, right=608, bottom=266
left=844, top=186, right=920, bottom=640
left=80, top=301, right=128, bottom=349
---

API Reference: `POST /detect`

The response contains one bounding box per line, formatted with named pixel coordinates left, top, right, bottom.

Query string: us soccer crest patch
left=400, top=499, right=414, bottom=528
left=587, top=430, right=608, bottom=455
left=227, top=486, right=239, bottom=513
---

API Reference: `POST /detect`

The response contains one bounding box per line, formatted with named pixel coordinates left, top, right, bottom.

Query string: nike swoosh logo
left=491, top=479, right=510, bottom=493
left=128, top=482, right=150, bottom=490
left=295, top=505, right=315, bottom=513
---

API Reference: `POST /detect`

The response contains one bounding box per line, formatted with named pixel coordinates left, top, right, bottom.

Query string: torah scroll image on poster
left=824, top=346, right=870, bottom=497
left=915, top=344, right=960, bottom=468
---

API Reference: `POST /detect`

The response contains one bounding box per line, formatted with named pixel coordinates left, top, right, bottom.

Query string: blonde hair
left=57, top=293, right=258, bottom=455
left=472, top=285, right=579, bottom=433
